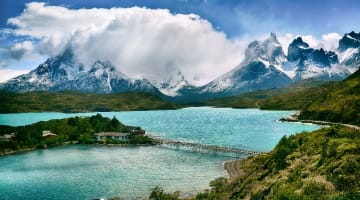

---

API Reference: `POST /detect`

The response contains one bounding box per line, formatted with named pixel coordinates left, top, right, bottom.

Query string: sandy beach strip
left=224, top=159, right=244, bottom=180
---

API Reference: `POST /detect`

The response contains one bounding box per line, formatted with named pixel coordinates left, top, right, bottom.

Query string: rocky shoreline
left=0, top=147, right=36, bottom=157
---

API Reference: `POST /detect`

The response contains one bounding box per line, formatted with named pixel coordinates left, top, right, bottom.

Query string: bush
left=303, top=181, right=327, bottom=199
left=149, top=186, right=180, bottom=200
left=78, top=134, right=94, bottom=144
left=273, top=135, right=300, bottom=170
left=272, top=190, right=302, bottom=200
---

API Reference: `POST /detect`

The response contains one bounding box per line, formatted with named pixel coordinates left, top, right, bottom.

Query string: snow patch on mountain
left=151, top=69, right=193, bottom=96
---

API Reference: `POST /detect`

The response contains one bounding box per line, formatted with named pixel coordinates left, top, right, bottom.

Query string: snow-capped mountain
left=196, top=33, right=292, bottom=97
left=151, top=69, right=194, bottom=96
left=287, top=37, right=349, bottom=80
left=0, top=49, right=160, bottom=94
left=338, top=31, right=360, bottom=73
left=1, top=32, right=360, bottom=101
left=186, top=32, right=354, bottom=99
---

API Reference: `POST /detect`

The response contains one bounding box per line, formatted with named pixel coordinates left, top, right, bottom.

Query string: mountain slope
left=196, top=33, right=293, bottom=99
left=204, top=79, right=331, bottom=108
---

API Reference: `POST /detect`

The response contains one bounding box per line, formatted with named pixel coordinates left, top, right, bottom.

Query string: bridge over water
left=147, top=134, right=266, bottom=157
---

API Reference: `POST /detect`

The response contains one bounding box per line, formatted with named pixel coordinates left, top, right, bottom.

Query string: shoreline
left=0, top=142, right=156, bottom=157
left=279, top=113, right=360, bottom=131
left=222, top=112, right=360, bottom=182
left=0, top=147, right=36, bottom=157
left=224, top=159, right=245, bottom=180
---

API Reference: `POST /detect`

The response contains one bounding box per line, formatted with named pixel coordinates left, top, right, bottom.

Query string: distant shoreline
left=279, top=113, right=360, bottom=131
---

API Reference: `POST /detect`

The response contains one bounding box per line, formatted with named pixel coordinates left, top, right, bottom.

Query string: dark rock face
left=338, top=32, right=360, bottom=72
left=338, top=31, right=360, bottom=52
left=288, top=37, right=338, bottom=68
left=287, top=37, right=311, bottom=63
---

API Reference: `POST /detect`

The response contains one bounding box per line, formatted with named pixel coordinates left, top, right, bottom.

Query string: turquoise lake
left=0, top=107, right=321, bottom=199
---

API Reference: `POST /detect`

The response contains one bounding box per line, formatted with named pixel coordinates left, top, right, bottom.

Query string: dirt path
left=224, top=160, right=244, bottom=180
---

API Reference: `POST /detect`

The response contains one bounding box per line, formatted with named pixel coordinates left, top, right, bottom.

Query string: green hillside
left=149, top=126, right=360, bottom=200
left=206, top=68, right=360, bottom=125
left=205, top=79, right=331, bottom=110
left=219, top=126, right=360, bottom=200
left=298, top=70, right=360, bottom=125
left=0, top=91, right=182, bottom=113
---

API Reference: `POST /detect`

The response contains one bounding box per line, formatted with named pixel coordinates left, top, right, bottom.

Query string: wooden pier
left=148, top=134, right=266, bottom=157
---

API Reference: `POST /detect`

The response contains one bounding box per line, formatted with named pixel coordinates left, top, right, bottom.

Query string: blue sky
left=0, top=0, right=359, bottom=84
left=1, top=0, right=359, bottom=38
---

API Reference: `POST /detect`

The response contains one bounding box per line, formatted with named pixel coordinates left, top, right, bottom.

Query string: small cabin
left=94, top=132, right=131, bottom=142
left=42, top=130, right=57, bottom=139
left=0, top=133, right=15, bottom=142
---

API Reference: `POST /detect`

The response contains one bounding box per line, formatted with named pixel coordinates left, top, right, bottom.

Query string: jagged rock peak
left=289, top=37, right=309, bottom=48
left=244, top=32, right=286, bottom=65
left=269, top=32, right=280, bottom=43
left=338, top=31, right=360, bottom=52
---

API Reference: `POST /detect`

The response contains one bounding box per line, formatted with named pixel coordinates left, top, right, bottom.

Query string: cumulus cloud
left=6, top=2, right=245, bottom=86
left=322, top=33, right=342, bottom=51
left=9, top=41, right=34, bottom=60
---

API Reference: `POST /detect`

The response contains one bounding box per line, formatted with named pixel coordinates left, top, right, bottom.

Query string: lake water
left=0, top=107, right=321, bottom=199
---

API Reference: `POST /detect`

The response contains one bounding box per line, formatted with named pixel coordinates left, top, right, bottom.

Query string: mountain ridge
left=1, top=32, right=359, bottom=101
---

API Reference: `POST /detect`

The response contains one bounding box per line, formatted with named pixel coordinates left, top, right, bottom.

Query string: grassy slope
left=204, top=79, right=332, bottom=110
left=153, top=126, right=360, bottom=200
left=210, top=126, right=360, bottom=200
left=0, top=91, right=182, bottom=113
left=298, top=70, right=360, bottom=125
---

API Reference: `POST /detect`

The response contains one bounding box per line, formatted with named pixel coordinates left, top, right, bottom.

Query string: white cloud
left=0, top=69, right=30, bottom=83
left=278, top=32, right=342, bottom=55
left=322, top=33, right=342, bottom=51
left=6, top=2, right=245, bottom=86
left=277, top=33, right=295, bottom=55
left=0, top=40, right=46, bottom=70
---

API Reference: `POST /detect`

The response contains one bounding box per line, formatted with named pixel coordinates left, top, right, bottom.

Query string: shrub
left=303, top=181, right=327, bottom=199
left=149, top=186, right=180, bottom=200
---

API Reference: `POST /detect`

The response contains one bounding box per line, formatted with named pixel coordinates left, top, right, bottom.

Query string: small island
left=0, top=114, right=155, bottom=156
